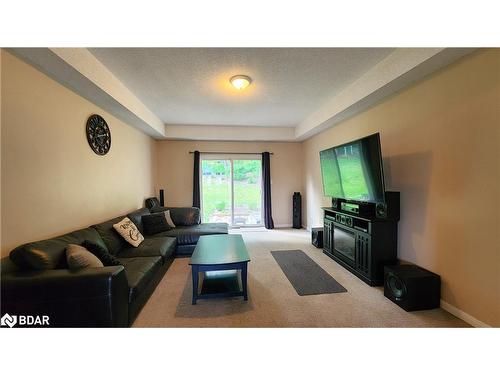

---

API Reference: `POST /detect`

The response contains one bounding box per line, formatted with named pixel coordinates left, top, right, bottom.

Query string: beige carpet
left=133, top=229, right=469, bottom=327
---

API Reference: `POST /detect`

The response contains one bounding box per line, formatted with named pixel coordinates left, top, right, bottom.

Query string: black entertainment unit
left=322, top=192, right=400, bottom=286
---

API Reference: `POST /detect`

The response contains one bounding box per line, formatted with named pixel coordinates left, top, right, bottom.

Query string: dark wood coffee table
left=189, top=234, right=250, bottom=305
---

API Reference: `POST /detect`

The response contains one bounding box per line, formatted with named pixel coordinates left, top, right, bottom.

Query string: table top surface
left=189, top=234, right=250, bottom=266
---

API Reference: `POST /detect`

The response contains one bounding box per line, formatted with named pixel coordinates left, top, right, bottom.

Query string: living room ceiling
left=87, top=48, right=394, bottom=128
left=11, top=48, right=474, bottom=141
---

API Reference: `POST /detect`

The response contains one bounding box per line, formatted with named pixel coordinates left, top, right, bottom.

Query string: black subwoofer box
left=311, top=227, right=323, bottom=248
left=384, top=264, right=441, bottom=311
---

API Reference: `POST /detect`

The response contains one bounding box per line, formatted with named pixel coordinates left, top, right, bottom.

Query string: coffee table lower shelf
left=191, top=263, right=248, bottom=305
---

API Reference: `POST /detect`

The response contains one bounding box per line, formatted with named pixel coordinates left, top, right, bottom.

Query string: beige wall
left=1, top=50, right=156, bottom=257
left=156, top=140, right=303, bottom=227
left=303, top=49, right=500, bottom=326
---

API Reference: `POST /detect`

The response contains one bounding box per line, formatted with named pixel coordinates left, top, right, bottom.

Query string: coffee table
left=189, top=234, right=250, bottom=305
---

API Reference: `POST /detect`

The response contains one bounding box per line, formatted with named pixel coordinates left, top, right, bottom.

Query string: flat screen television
left=320, top=133, right=385, bottom=203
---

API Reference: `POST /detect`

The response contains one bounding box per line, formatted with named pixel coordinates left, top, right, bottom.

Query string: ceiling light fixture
left=230, top=75, right=252, bottom=90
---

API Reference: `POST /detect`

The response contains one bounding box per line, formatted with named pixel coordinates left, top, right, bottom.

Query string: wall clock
left=86, top=114, right=111, bottom=155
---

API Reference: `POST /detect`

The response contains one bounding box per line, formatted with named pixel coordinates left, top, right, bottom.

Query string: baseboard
left=440, top=300, right=491, bottom=328
left=274, top=224, right=292, bottom=228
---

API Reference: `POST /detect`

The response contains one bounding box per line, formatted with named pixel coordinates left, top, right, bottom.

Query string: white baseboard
left=440, top=300, right=491, bottom=328
left=274, top=224, right=292, bottom=228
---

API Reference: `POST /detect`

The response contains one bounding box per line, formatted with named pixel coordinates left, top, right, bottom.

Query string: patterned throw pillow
left=141, top=213, right=171, bottom=235
left=113, top=217, right=144, bottom=247
left=66, top=244, right=104, bottom=270
left=82, top=240, right=122, bottom=266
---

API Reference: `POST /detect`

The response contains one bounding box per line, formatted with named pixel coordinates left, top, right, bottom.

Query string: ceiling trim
left=294, top=48, right=475, bottom=140
left=165, top=125, right=296, bottom=142
left=9, top=48, right=474, bottom=142
left=8, top=48, right=165, bottom=138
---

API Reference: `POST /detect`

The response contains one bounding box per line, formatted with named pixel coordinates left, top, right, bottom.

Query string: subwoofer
left=384, top=264, right=440, bottom=311
left=311, top=227, right=323, bottom=248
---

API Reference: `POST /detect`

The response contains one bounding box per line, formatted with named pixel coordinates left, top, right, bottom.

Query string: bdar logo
left=1, top=313, right=49, bottom=327
left=1, top=313, right=17, bottom=328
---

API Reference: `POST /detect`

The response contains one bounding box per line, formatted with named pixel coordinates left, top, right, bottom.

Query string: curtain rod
left=189, top=151, right=273, bottom=155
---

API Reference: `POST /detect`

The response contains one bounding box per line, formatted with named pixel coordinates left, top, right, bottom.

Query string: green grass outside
left=201, top=177, right=262, bottom=222
left=201, top=159, right=262, bottom=223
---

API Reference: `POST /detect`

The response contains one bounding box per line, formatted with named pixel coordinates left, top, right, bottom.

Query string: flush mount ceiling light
left=230, top=75, right=252, bottom=90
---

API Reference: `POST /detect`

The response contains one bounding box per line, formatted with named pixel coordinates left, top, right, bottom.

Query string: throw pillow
left=113, top=217, right=144, bottom=247
left=66, top=244, right=104, bottom=270
left=82, top=240, right=122, bottom=266
left=142, top=213, right=171, bottom=235
left=164, top=210, right=176, bottom=228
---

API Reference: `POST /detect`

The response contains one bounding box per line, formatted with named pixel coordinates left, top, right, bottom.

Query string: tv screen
left=320, top=133, right=385, bottom=203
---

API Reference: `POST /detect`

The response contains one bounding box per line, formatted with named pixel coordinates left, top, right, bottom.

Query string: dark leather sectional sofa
left=0, top=205, right=228, bottom=327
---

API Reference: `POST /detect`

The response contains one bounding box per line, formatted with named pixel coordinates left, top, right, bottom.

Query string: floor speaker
left=159, top=189, right=165, bottom=206
left=384, top=264, right=440, bottom=311
left=293, top=192, right=302, bottom=229
left=311, top=227, right=323, bottom=248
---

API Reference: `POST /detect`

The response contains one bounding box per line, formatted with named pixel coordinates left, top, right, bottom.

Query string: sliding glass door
left=233, top=159, right=262, bottom=226
left=201, top=155, right=263, bottom=227
left=200, top=159, right=232, bottom=224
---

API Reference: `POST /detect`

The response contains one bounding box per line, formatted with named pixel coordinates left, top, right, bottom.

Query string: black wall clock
left=86, top=114, right=111, bottom=155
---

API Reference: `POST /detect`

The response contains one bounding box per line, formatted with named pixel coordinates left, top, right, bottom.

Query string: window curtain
left=262, top=152, right=274, bottom=229
left=193, top=151, right=201, bottom=208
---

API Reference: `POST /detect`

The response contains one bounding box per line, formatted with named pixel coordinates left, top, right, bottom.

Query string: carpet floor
left=133, top=229, right=469, bottom=327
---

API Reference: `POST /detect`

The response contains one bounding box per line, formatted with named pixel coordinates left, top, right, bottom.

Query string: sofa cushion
left=82, top=240, right=122, bottom=266
left=153, top=223, right=229, bottom=245
left=19, top=247, right=55, bottom=270
left=151, top=207, right=201, bottom=226
left=118, top=256, right=162, bottom=303
left=142, top=212, right=171, bottom=235
left=91, top=216, right=128, bottom=255
left=127, top=207, right=150, bottom=234
left=145, top=197, right=161, bottom=210
left=118, top=237, right=176, bottom=261
left=9, top=227, right=107, bottom=270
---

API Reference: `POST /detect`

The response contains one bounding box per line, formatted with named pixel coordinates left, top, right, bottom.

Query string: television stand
left=322, top=194, right=399, bottom=286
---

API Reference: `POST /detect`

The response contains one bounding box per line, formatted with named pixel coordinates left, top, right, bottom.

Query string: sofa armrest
left=1, top=266, right=129, bottom=327
left=152, top=206, right=201, bottom=226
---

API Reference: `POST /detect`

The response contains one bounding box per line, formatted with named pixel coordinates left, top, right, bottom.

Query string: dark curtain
left=193, top=151, right=201, bottom=208
left=262, top=152, right=274, bottom=229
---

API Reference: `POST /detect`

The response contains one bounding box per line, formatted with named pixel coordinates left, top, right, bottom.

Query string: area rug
left=271, top=250, right=347, bottom=296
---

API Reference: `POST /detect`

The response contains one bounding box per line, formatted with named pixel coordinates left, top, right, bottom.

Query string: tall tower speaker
left=384, top=264, right=440, bottom=311
left=293, top=192, right=302, bottom=229
left=159, top=189, right=165, bottom=206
